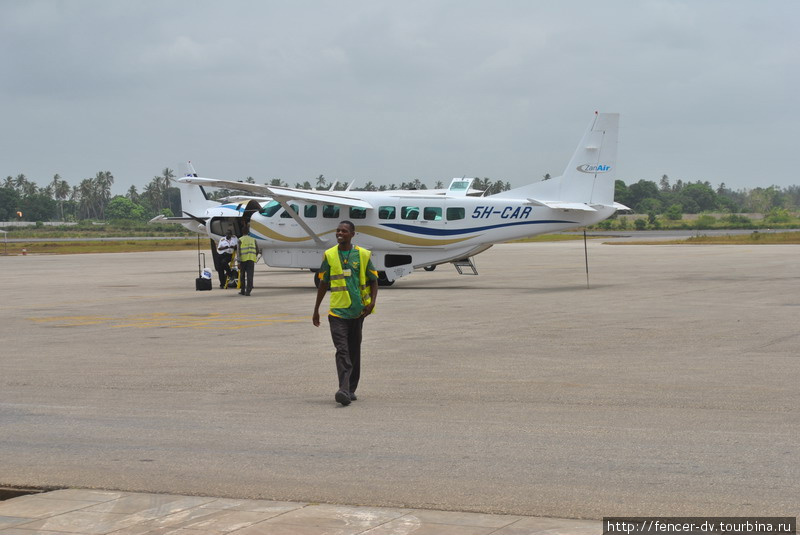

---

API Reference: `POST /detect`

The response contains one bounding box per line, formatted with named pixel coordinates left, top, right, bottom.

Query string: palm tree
left=127, top=185, right=139, bottom=203
left=159, top=168, right=175, bottom=193
left=14, top=174, right=28, bottom=192
left=94, top=171, right=114, bottom=219
left=53, top=175, right=70, bottom=221
left=22, top=180, right=38, bottom=198
left=315, top=174, right=326, bottom=189
left=143, top=180, right=161, bottom=212
left=50, top=174, right=61, bottom=199
left=78, top=178, right=97, bottom=219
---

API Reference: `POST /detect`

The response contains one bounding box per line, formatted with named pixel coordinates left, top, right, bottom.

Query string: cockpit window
left=280, top=204, right=298, bottom=218
left=260, top=200, right=282, bottom=217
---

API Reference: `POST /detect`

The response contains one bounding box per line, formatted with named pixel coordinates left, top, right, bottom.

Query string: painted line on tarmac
left=28, top=312, right=305, bottom=330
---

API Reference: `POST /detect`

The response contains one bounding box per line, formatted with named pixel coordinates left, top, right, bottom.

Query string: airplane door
left=275, top=204, right=300, bottom=231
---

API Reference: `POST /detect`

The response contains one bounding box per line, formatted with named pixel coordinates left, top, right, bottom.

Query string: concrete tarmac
left=0, top=241, right=798, bottom=521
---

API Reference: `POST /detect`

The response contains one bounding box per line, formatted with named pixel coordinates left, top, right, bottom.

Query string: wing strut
left=271, top=197, right=327, bottom=246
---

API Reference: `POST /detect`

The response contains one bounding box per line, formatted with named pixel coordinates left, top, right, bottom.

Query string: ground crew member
left=238, top=225, right=258, bottom=296
left=216, top=228, right=238, bottom=288
left=312, top=220, right=378, bottom=406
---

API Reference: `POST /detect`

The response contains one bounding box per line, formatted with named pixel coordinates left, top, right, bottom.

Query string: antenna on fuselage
left=584, top=230, right=590, bottom=289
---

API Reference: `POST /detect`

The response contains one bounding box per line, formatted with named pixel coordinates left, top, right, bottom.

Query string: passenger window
left=322, top=205, right=340, bottom=218
left=350, top=207, right=367, bottom=219
left=280, top=204, right=298, bottom=218
left=378, top=206, right=396, bottom=219
left=423, top=207, right=442, bottom=221
left=304, top=205, right=317, bottom=218
left=260, top=200, right=282, bottom=217
left=447, top=207, right=466, bottom=221
left=401, top=206, right=420, bottom=220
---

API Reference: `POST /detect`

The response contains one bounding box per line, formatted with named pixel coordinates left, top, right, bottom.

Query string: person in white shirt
left=216, top=229, right=239, bottom=288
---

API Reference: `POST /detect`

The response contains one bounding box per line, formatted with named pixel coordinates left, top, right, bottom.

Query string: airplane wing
left=178, top=177, right=272, bottom=196
left=526, top=199, right=598, bottom=212
left=177, top=178, right=373, bottom=209
left=262, top=186, right=373, bottom=209
left=222, top=196, right=272, bottom=203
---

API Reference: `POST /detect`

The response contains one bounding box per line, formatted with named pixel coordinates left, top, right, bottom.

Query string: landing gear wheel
left=423, top=265, right=436, bottom=272
left=377, top=272, right=395, bottom=287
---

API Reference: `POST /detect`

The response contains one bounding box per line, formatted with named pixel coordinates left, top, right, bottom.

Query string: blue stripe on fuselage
left=381, top=220, right=576, bottom=236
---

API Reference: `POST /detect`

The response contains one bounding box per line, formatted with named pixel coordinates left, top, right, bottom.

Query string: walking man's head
left=336, top=220, right=355, bottom=247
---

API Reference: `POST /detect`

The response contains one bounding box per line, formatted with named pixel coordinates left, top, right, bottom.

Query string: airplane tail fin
left=175, top=175, right=219, bottom=217
left=171, top=162, right=219, bottom=216
left=499, top=112, right=619, bottom=207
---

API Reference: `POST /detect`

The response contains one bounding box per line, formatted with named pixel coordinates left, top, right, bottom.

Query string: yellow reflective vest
left=324, top=245, right=373, bottom=310
left=239, top=235, right=258, bottom=262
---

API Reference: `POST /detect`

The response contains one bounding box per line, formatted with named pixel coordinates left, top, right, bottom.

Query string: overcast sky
left=1, top=1, right=797, bottom=195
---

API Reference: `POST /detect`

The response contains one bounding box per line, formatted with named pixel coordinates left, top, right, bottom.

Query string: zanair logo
left=577, top=164, right=612, bottom=173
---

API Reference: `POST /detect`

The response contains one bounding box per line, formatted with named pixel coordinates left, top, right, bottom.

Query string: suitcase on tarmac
left=196, top=252, right=213, bottom=291
left=196, top=277, right=212, bottom=291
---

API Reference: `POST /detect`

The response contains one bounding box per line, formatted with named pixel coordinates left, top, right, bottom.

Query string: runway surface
left=1, top=241, right=798, bottom=520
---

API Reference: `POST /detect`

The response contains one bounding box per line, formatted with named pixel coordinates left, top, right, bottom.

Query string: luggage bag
left=196, top=252, right=212, bottom=291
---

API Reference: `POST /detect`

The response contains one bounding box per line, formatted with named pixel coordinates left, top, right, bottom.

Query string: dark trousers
left=218, top=252, right=233, bottom=286
left=240, top=260, right=254, bottom=294
left=328, top=315, right=365, bottom=395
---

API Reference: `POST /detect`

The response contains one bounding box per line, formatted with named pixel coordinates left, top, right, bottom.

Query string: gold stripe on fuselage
left=357, top=225, right=476, bottom=246
left=250, top=221, right=476, bottom=246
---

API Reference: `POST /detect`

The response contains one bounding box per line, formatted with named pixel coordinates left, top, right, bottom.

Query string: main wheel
left=423, top=265, right=436, bottom=272
left=377, top=272, right=395, bottom=287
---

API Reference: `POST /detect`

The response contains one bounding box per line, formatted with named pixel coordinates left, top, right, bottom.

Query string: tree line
left=0, top=169, right=180, bottom=222
left=1, top=169, right=797, bottom=223
left=616, top=176, right=800, bottom=216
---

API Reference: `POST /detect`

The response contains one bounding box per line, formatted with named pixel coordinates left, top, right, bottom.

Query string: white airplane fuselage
left=160, top=112, right=624, bottom=282
left=205, top=192, right=615, bottom=279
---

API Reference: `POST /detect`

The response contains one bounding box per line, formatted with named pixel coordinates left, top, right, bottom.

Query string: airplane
left=151, top=112, right=628, bottom=286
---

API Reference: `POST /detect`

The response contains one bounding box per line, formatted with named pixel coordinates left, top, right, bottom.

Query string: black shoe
left=245, top=292, right=251, bottom=296
left=335, top=390, right=351, bottom=406
left=239, top=291, right=246, bottom=295
left=349, top=392, right=357, bottom=401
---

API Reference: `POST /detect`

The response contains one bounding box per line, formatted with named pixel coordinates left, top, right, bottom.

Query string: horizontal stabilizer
left=149, top=214, right=205, bottom=224
left=613, top=202, right=632, bottom=211
left=526, top=199, right=598, bottom=212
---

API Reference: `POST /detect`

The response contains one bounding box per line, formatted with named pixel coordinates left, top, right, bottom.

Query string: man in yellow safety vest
left=237, top=224, right=259, bottom=296
left=312, top=220, right=378, bottom=406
